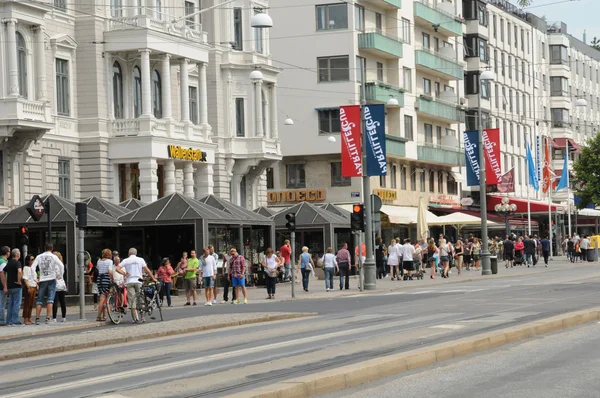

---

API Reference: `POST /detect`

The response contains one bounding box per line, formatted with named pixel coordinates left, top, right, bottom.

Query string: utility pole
left=290, top=231, right=296, bottom=299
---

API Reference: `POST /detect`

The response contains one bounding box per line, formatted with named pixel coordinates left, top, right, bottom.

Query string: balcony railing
left=365, top=81, right=405, bottom=105
left=413, top=1, right=463, bottom=36
left=0, top=98, right=52, bottom=125
left=415, top=47, right=464, bottom=80
left=386, top=135, right=407, bottom=157
left=362, top=0, right=402, bottom=9
left=417, top=142, right=464, bottom=166
left=358, top=31, right=403, bottom=59
left=417, top=96, right=465, bottom=123
left=110, top=118, right=209, bottom=140
left=107, top=14, right=207, bottom=42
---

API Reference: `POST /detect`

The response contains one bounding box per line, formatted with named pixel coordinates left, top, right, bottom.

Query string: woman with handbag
left=22, top=254, right=37, bottom=325
left=52, top=251, right=68, bottom=322
left=298, top=246, right=314, bottom=292
left=262, top=248, right=281, bottom=299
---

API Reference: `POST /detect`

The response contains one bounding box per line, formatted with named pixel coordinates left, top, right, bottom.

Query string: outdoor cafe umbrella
left=416, top=197, right=429, bottom=241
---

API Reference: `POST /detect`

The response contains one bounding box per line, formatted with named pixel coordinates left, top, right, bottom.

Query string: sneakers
left=52, top=318, right=57, bottom=323
left=61, top=318, right=67, bottom=323
left=184, top=302, right=191, bottom=306
left=204, top=302, right=212, bottom=306
left=221, top=300, right=228, bottom=304
left=212, top=299, right=217, bottom=304
left=35, top=318, right=40, bottom=325
left=193, top=302, right=197, bottom=306
left=244, top=299, right=248, bottom=304
left=45, top=318, right=50, bottom=324
left=233, top=299, right=240, bottom=305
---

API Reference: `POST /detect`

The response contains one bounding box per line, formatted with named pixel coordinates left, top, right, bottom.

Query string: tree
left=591, top=37, right=600, bottom=52
left=573, top=132, right=600, bottom=209
left=517, top=0, right=533, bottom=6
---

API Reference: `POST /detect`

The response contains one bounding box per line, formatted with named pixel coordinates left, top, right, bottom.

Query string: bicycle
left=106, top=283, right=127, bottom=325
left=132, top=278, right=164, bottom=323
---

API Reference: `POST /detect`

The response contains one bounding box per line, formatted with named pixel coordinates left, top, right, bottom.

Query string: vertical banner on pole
left=536, top=135, right=541, bottom=186
left=364, top=104, right=387, bottom=176
left=463, top=130, right=480, bottom=186
left=340, top=105, right=362, bottom=177
left=542, top=137, right=552, bottom=194
left=483, top=128, right=502, bottom=186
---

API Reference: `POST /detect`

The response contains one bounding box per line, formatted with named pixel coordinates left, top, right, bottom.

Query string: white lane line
left=430, top=324, right=465, bottom=330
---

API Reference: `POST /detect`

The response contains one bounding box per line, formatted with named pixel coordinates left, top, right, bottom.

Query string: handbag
left=316, top=258, right=324, bottom=268
left=305, top=263, right=313, bottom=271
left=56, top=278, right=67, bottom=292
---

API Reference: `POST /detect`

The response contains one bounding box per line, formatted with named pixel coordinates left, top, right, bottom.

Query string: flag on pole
left=555, top=146, right=569, bottom=191
left=526, top=141, right=539, bottom=191
left=542, top=137, right=552, bottom=194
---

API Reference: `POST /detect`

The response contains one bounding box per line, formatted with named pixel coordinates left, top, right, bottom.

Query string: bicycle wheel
left=106, top=292, right=123, bottom=325
left=155, top=294, right=163, bottom=321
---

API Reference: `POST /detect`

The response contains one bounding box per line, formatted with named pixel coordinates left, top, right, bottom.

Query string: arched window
left=133, top=66, right=142, bottom=118
left=113, top=62, right=124, bottom=119
left=152, top=70, right=162, bottom=118
left=16, top=32, right=27, bottom=97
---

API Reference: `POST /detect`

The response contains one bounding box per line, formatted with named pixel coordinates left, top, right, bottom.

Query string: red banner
left=483, top=128, right=502, bottom=185
left=498, top=168, right=515, bottom=193
left=340, top=105, right=362, bottom=177
left=542, top=137, right=552, bottom=193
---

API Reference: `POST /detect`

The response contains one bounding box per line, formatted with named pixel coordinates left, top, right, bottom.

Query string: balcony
left=417, top=142, right=464, bottom=166
left=386, top=135, right=407, bottom=157
left=358, top=31, right=403, bottom=59
left=415, top=47, right=464, bottom=80
left=361, top=0, right=402, bottom=9
left=413, top=1, right=463, bottom=37
left=110, top=118, right=210, bottom=141
left=0, top=97, right=53, bottom=127
left=226, top=137, right=281, bottom=159
left=417, top=96, right=464, bottom=123
left=365, top=81, right=405, bottom=105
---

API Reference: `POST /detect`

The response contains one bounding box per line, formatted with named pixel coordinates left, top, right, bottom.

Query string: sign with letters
left=167, top=145, right=207, bottom=162
left=373, top=189, right=397, bottom=201
left=267, top=190, right=326, bottom=203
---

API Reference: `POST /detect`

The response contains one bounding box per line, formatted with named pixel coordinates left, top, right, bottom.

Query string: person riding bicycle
left=120, top=248, right=156, bottom=323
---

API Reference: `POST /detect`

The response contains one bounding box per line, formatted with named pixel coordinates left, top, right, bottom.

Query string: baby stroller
left=514, top=250, right=524, bottom=266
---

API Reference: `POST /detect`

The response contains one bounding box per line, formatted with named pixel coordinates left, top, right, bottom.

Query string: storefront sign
left=167, top=145, right=207, bottom=162
left=26, top=195, right=46, bottom=222
left=267, top=189, right=326, bottom=203
left=374, top=189, right=397, bottom=201
left=429, top=194, right=460, bottom=207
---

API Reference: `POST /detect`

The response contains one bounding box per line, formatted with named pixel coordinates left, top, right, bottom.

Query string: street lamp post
left=494, top=197, right=517, bottom=238
left=478, top=70, right=495, bottom=276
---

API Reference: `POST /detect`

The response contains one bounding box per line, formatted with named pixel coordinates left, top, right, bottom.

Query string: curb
left=0, top=313, right=314, bottom=362
left=0, top=322, right=101, bottom=342
left=227, top=307, right=600, bottom=398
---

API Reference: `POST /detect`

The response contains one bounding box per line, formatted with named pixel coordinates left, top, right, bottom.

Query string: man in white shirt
left=31, top=243, right=64, bottom=325
left=201, top=248, right=217, bottom=306
left=208, top=245, right=219, bottom=304
left=120, top=248, right=156, bottom=322
left=401, top=239, right=416, bottom=280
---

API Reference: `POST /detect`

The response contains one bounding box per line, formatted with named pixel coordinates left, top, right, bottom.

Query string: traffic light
left=285, top=213, right=296, bottom=232
left=351, top=204, right=365, bottom=232
left=19, top=226, right=29, bottom=246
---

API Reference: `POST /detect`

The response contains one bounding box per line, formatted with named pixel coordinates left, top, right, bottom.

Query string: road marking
left=430, top=324, right=465, bottom=330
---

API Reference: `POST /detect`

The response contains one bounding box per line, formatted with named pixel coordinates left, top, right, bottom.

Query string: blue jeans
left=284, top=262, right=291, bottom=280
left=324, top=268, right=335, bottom=290
left=0, top=290, right=6, bottom=324
left=37, top=280, right=57, bottom=305
left=7, top=287, right=22, bottom=325
left=301, top=268, right=310, bottom=290
left=161, top=282, right=172, bottom=306
left=525, top=253, right=533, bottom=265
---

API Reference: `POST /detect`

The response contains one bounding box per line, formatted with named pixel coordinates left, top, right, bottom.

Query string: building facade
left=0, top=0, right=280, bottom=212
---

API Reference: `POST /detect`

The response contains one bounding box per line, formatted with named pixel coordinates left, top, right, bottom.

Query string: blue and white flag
left=364, top=104, right=387, bottom=176
left=526, top=141, right=539, bottom=191
left=556, top=146, right=569, bottom=191
left=463, top=130, right=480, bottom=186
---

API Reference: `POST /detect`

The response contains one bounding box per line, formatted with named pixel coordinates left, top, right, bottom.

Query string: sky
left=524, top=0, right=600, bottom=43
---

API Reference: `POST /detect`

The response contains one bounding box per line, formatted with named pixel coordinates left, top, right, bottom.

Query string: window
left=541, top=41, right=546, bottom=59
left=375, top=13, right=382, bottom=33
left=16, top=32, right=27, bottom=97
left=481, top=79, right=490, bottom=99
left=317, top=56, right=349, bottom=82
left=495, top=84, right=499, bottom=108
left=401, top=18, right=410, bottom=43
left=527, top=32, right=530, bottom=53
left=254, top=9, right=264, bottom=53
left=501, top=52, right=505, bottom=76
left=428, top=170, right=435, bottom=193
left=233, top=8, right=243, bottom=50
left=464, top=35, right=487, bottom=62
left=133, top=66, right=142, bottom=118
left=331, top=162, right=350, bottom=187
left=184, top=1, right=195, bottom=27
left=356, top=56, right=366, bottom=83
left=316, top=3, right=347, bottom=30
left=354, top=5, right=364, bottom=31
left=551, top=108, right=569, bottom=127
left=152, top=70, right=162, bottom=118
left=318, top=109, right=340, bottom=134
left=235, top=98, right=245, bottom=137
left=522, top=93, right=527, bottom=117
left=515, top=94, right=519, bottom=114
left=379, top=175, right=386, bottom=188
left=520, top=28, right=524, bottom=51
left=500, top=18, right=504, bottom=42
left=400, top=166, right=407, bottom=190
left=502, top=86, right=506, bottom=110
left=508, top=56, right=512, bottom=79
left=266, top=168, right=274, bottom=189
left=522, top=61, right=526, bottom=83
left=423, top=78, right=431, bottom=95
left=550, top=77, right=568, bottom=96
left=438, top=172, right=444, bottom=193
left=189, top=86, right=198, bottom=124
left=478, top=2, right=487, bottom=26
left=55, top=0, right=67, bottom=11
left=110, top=0, right=123, bottom=17
left=514, top=25, right=518, bottom=48
left=434, top=37, right=440, bottom=53
left=403, top=67, right=411, bottom=92
left=434, top=82, right=440, bottom=98
left=424, top=123, right=433, bottom=143
left=436, top=126, right=442, bottom=144
left=508, top=89, right=513, bottom=112
left=502, top=120, right=507, bottom=143
left=404, top=115, right=413, bottom=140
left=493, top=14, right=497, bottom=37
left=543, top=74, right=546, bottom=91
left=58, top=159, right=71, bottom=200
left=410, top=167, right=416, bottom=191
left=56, top=58, right=70, bottom=116
left=376, top=62, right=384, bottom=81
left=510, top=123, right=514, bottom=145
left=419, top=171, right=425, bottom=193
left=550, top=45, right=567, bottom=65
left=422, top=32, right=430, bottom=50
left=494, top=50, right=498, bottom=73
left=447, top=173, right=457, bottom=195
left=507, top=22, right=511, bottom=45
left=112, top=61, right=123, bottom=119
left=390, top=165, right=397, bottom=189
left=286, top=164, right=306, bottom=189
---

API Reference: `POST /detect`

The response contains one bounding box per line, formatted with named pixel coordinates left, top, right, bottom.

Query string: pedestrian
left=201, top=248, right=217, bottom=306
left=503, top=236, right=515, bottom=268
left=112, top=252, right=126, bottom=307
left=401, top=239, right=416, bottom=280
left=208, top=245, right=219, bottom=304
left=426, top=239, right=438, bottom=279
left=280, top=240, right=292, bottom=282
left=523, top=235, right=536, bottom=267
left=472, top=238, right=482, bottom=272
left=439, top=239, right=450, bottom=278
left=0, top=246, right=9, bottom=325
left=375, top=237, right=386, bottom=279
left=183, top=249, right=199, bottom=306
left=541, top=236, right=551, bottom=266
left=5, top=248, right=23, bottom=326
left=463, top=239, right=473, bottom=271
left=387, top=239, right=401, bottom=280
left=89, top=260, right=99, bottom=311
left=580, top=235, right=590, bottom=262
left=22, top=254, right=37, bottom=325
left=120, top=248, right=156, bottom=322
left=156, top=257, right=174, bottom=307
left=220, top=250, right=236, bottom=303
left=31, top=243, right=63, bottom=325
left=262, top=248, right=281, bottom=299
left=454, top=239, right=464, bottom=275
left=228, top=248, right=247, bottom=304
left=176, top=251, right=188, bottom=274
left=95, top=249, right=113, bottom=322
left=335, top=243, right=351, bottom=290
left=298, top=246, right=314, bottom=292
left=52, top=251, right=67, bottom=323
left=321, top=247, right=338, bottom=292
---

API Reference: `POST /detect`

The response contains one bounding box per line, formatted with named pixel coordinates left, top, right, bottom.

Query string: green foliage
left=517, top=0, right=533, bottom=6
left=591, top=37, right=600, bottom=51
left=573, top=132, right=600, bottom=208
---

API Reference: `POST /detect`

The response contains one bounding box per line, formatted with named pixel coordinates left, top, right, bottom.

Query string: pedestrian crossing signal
left=18, top=226, right=29, bottom=246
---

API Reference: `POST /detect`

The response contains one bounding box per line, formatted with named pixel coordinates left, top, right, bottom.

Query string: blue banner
left=463, top=130, right=480, bottom=186
left=364, top=104, right=387, bottom=176
left=526, top=141, right=539, bottom=191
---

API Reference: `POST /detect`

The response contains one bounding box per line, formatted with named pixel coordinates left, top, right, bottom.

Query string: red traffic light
left=19, top=226, right=28, bottom=235
left=353, top=205, right=362, bottom=213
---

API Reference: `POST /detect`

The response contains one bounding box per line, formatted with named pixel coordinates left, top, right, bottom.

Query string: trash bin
left=588, top=249, right=598, bottom=262
left=490, top=256, right=498, bottom=274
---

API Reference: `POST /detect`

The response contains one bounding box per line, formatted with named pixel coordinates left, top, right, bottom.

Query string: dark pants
left=52, top=291, right=66, bottom=319
left=338, top=262, right=350, bottom=289
left=376, top=260, right=386, bottom=279
left=581, top=249, right=587, bottom=262
left=222, top=274, right=236, bottom=302
left=161, top=282, right=172, bottom=306
left=301, top=269, right=310, bottom=290
left=266, top=276, right=276, bottom=295
left=543, top=251, right=549, bottom=265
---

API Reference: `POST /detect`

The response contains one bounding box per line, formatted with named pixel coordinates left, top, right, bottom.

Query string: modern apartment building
left=269, top=0, right=466, bottom=235
left=0, top=0, right=279, bottom=212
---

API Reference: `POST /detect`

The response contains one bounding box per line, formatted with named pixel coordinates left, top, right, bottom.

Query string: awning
left=578, top=208, right=600, bottom=217
left=380, top=205, right=440, bottom=225
left=487, top=196, right=563, bottom=214
left=432, top=207, right=538, bottom=227
left=434, top=212, right=498, bottom=227
left=552, top=138, right=580, bottom=152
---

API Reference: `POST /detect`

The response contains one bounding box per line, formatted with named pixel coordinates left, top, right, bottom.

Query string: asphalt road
left=324, top=321, right=600, bottom=398
left=2, top=264, right=600, bottom=398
